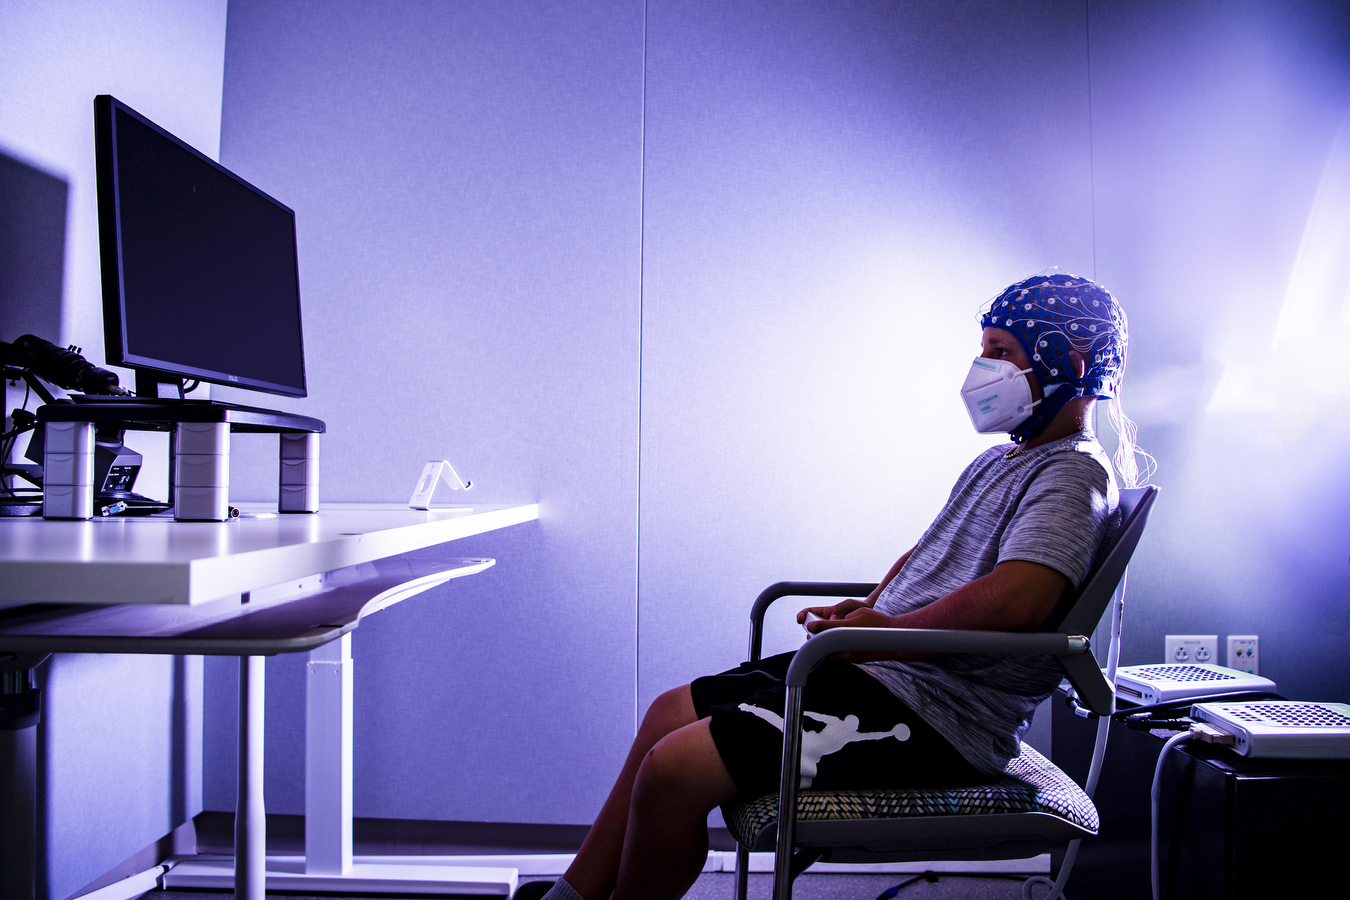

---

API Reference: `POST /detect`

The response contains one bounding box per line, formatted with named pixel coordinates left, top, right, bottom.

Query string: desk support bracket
left=306, top=634, right=354, bottom=874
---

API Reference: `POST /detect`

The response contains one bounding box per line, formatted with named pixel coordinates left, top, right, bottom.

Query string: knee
left=639, top=685, right=695, bottom=735
left=632, top=734, right=699, bottom=803
left=631, top=722, right=737, bottom=817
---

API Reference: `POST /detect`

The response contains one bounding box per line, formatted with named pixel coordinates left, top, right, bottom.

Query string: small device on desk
left=408, top=460, right=471, bottom=510
left=1189, top=701, right=1350, bottom=759
left=1113, top=663, right=1277, bottom=704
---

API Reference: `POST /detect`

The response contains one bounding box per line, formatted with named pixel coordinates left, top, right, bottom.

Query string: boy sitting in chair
left=520, top=273, right=1148, bottom=900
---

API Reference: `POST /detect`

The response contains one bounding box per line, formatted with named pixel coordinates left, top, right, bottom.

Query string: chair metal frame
left=731, top=485, right=1159, bottom=900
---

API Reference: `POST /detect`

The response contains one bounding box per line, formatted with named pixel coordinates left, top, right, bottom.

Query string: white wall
left=204, top=0, right=645, bottom=824
left=0, top=2, right=227, bottom=896
left=637, top=0, right=1097, bottom=711
left=204, top=0, right=1099, bottom=827
left=1088, top=0, right=1350, bottom=697
left=208, top=0, right=1350, bottom=832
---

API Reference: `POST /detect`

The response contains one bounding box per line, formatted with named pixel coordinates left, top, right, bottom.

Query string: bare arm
left=796, top=546, right=915, bottom=625
left=865, top=547, right=913, bottom=605
left=805, top=559, right=1071, bottom=660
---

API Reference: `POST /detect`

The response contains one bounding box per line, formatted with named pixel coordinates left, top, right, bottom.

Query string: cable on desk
left=1, top=380, right=35, bottom=499
left=1062, top=689, right=1284, bottom=723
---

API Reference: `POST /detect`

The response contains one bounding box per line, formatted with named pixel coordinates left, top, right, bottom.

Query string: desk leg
left=306, top=634, right=353, bottom=874
left=236, top=656, right=266, bottom=900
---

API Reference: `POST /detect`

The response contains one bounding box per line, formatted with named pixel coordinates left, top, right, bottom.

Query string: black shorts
left=690, top=652, right=983, bottom=800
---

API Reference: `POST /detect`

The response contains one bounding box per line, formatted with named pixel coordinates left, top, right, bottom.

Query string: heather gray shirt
left=859, top=432, right=1118, bottom=775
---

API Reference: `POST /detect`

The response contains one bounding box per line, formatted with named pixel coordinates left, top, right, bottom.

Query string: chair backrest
left=1040, top=485, right=1159, bottom=636
left=1040, top=485, right=1158, bottom=715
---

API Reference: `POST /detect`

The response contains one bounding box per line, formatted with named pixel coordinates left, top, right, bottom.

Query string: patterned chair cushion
left=723, top=743, right=1098, bottom=849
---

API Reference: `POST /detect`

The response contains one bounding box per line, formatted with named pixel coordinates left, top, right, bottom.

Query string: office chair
left=721, top=485, right=1159, bottom=900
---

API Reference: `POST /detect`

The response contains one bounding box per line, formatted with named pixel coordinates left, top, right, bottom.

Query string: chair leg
left=770, top=845, right=825, bottom=899
left=734, top=845, right=749, bottom=900
left=772, top=844, right=793, bottom=900
left=790, top=848, right=825, bottom=881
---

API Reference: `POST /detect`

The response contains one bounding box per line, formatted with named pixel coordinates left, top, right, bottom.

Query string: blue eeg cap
left=980, top=272, right=1128, bottom=401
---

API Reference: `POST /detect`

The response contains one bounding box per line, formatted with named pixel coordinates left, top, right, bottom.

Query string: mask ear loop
left=1018, top=368, right=1042, bottom=415
left=1010, top=381, right=1077, bottom=443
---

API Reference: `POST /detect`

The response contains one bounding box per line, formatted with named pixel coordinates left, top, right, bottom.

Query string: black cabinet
left=1051, top=689, right=1350, bottom=899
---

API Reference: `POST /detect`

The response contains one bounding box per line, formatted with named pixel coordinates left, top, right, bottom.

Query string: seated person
left=520, top=273, right=1150, bottom=900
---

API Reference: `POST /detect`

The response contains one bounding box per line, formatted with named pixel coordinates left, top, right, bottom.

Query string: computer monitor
left=94, top=94, right=307, bottom=398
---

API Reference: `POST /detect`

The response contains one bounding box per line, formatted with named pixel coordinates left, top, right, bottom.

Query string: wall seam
left=635, top=0, right=649, bottom=736
left=1086, top=0, right=1098, bottom=281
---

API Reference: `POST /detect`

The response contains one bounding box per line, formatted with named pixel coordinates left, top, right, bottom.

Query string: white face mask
left=960, top=357, right=1039, bottom=434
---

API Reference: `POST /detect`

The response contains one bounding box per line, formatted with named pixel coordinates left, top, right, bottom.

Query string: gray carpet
left=157, top=871, right=1033, bottom=899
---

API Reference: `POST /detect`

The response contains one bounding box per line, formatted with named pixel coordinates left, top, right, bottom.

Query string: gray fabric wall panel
left=40, top=655, right=202, bottom=899
left=0, top=2, right=225, bottom=895
left=1086, top=0, right=1350, bottom=699
left=636, top=0, right=1097, bottom=712
left=208, top=0, right=644, bottom=823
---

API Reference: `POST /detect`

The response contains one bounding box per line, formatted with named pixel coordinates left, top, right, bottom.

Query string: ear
left=1068, top=350, right=1087, bottom=381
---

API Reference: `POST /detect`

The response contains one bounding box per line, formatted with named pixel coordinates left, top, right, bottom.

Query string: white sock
left=540, top=878, right=585, bottom=900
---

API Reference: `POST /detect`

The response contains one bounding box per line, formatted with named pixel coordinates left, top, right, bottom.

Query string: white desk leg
left=306, top=633, right=353, bottom=875
left=236, top=655, right=266, bottom=900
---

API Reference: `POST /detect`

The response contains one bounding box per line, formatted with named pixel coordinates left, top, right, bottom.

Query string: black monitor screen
left=95, top=95, right=307, bottom=397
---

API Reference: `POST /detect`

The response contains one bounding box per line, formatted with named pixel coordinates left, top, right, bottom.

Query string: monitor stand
left=137, top=369, right=175, bottom=399
left=37, top=393, right=324, bottom=521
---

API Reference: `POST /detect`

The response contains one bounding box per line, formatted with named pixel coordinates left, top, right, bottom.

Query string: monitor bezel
left=94, top=94, right=308, bottom=398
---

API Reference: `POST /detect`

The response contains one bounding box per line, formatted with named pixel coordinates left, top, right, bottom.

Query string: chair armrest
left=747, top=582, right=878, bottom=662
left=784, top=626, right=1113, bottom=715
left=750, top=582, right=880, bottom=624
left=784, top=626, right=1090, bottom=687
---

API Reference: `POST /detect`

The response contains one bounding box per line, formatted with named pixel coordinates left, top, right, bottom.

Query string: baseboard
left=186, top=814, right=1050, bottom=877
left=193, top=811, right=595, bottom=855
left=67, top=819, right=193, bottom=899
left=338, top=850, right=1050, bottom=876
left=68, top=866, right=165, bottom=900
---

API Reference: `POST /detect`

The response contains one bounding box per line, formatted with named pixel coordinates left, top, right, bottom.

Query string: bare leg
left=610, top=719, right=738, bottom=900
left=563, top=686, right=699, bottom=900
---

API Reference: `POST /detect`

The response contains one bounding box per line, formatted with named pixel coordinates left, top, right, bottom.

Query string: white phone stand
left=408, top=460, right=472, bottom=510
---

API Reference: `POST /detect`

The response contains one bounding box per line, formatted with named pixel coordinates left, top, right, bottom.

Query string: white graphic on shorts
left=737, top=703, right=912, bottom=788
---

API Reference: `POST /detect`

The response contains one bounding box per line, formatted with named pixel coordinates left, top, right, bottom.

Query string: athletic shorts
left=690, top=652, right=983, bottom=800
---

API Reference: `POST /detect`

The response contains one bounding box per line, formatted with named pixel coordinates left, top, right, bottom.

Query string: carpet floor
left=157, top=870, right=1034, bottom=899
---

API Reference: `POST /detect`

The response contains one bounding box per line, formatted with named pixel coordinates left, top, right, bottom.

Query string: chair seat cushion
left=722, top=743, right=1098, bottom=849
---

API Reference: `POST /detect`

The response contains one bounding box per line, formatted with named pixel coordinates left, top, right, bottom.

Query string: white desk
left=0, top=502, right=539, bottom=607
left=0, top=502, right=539, bottom=899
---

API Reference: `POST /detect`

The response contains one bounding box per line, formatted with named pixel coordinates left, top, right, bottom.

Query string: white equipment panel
left=1190, top=701, right=1350, bottom=759
left=1114, top=663, right=1276, bottom=705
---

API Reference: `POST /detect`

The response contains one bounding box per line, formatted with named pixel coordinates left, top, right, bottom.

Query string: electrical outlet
left=1165, top=634, right=1218, bottom=665
left=1227, top=634, right=1259, bottom=674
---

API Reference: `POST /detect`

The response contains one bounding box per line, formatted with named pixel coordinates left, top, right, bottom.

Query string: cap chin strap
left=1010, top=382, right=1080, bottom=444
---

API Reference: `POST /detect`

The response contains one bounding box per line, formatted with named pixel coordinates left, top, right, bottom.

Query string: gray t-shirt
left=859, top=431, right=1118, bottom=776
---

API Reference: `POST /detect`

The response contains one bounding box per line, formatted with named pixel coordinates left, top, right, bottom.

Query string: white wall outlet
left=1227, top=634, right=1259, bottom=674
left=1165, top=634, right=1218, bottom=665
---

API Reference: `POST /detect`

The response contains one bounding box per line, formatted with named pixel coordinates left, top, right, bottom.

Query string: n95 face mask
left=960, top=357, right=1039, bottom=434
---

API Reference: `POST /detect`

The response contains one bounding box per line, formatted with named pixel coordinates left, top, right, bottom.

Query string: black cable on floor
left=876, top=871, right=1027, bottom=899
